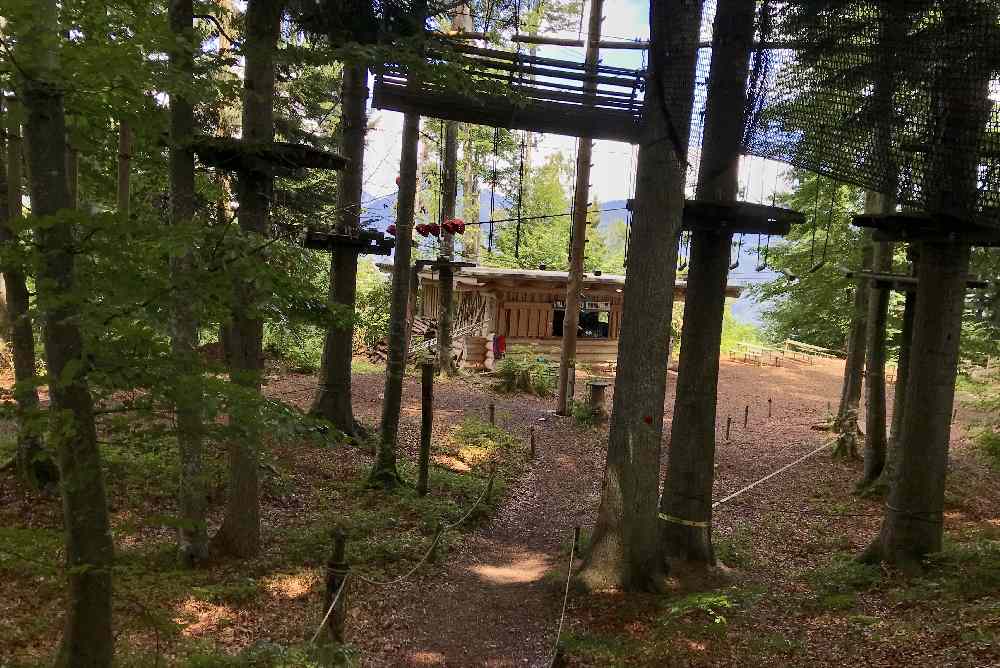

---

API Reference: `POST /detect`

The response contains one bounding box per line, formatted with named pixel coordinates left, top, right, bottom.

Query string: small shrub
left=569, top=399, right=599, bottom=426
left=492, top=348, right=555, bottom=396
left=664, top=591, right=736, bottom=625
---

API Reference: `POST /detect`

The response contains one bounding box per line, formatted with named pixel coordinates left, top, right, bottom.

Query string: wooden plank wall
left=496, top=288, right=623, bottom=339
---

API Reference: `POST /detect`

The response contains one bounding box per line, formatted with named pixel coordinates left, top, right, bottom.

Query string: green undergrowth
left=491, top=348, right=555, bottom=396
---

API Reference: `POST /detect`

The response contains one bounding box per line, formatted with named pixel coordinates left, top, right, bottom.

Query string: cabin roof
left=378, top=263, right=743, bottom=298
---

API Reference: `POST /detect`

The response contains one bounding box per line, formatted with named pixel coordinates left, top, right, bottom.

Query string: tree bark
left=833, top=230, right=872, bottom=458
left=658, top=0, right=755, bottom=566
left=371, top=110, right=419, bottom=489
left=169, top=0, right=208, bottom=567
left=437, top=119, right=458, bottom=376
left=312, top=61, right=368, bottom=434
left=2, top=96, right=50, bottom=489
left=578, top=0, right=702, bottom=592
left=19, top=1, right=115, bottom=662
left=859, top=230, right=893, bottom=490
left=213, top=0, right=283, bottom=558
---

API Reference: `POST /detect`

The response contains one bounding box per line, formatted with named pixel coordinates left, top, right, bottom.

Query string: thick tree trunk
left=169, top=0, right=208, bottom=567
left=371, top=110, right=419, bottom=489
left=861, top=242, right=969, bottom=565
left=833, top=232, right=872, bottom=458
left=2, top=96, right=50, bottom=489
left=437, top=119, right=458, bottom=376
left=312, top=62, right=368, bottom=434
left=658, top=0, right=755, bottom=566
left=213, top=0, right=283, bottom=558
left=578, top=0, right=701, bottom=592
left=859, top=232, right=893, bottom=490
left=19, top=2, right=115, bottom=662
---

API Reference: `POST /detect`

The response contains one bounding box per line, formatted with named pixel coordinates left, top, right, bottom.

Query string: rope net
left=730, top=0, right=1000, bottom=227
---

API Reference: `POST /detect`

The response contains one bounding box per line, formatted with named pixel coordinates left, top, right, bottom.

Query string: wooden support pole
left=418, top=362, right=434, bottom=496
left=324, top=529, right=348, bottom=644
left=744, top=405, right=749, bottom=429
left=768, top=398, right=772, bottom=418
left=556, top=0, right=603, bottom=416
left=726, top=416, right=732, bottom=441
left=573, top=526, right=582, bottom=554
left=529, top=425, right=536, bottom=458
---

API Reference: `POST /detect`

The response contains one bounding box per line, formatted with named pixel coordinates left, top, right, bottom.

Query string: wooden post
left=744, top=405, right=749, bottom=429
left=485, top=461, right=496, bottom=502
left=556, top=0, right=604, bottom=415
left=429, top=520, right=444, bottom=563
left=726, top=416, right=732, bottom=441
left=324, top=529, right=348, bottom=644
left=529, top=425, right=536, bottom=458
left=768, top=397, right=772, bottom=418
left=573, top=526, right=581, bottom=554
left=488, top=402, right=495, bottom=426
left=418, top=362, right=434, bottom=496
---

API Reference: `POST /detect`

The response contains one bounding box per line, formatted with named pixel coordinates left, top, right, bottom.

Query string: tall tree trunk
left=578, top=0, right=702, bottom=592
left=18, top=1, right=115, bottom=662
left=213, top=0, right=283, bottom=558
left=833, top=230, right=872, bottom=458
left=216, top=0, right=238, bottom=369
left=859, top=229, right=893, bottom=490
left=658, top=0, right=755, bottom=566
left=461, top=131, right=479, bottom=262
left=862, top=2, right=989, bottom=566
left=371, top=110, right=419, bottom=489
left=312, top=62, right=368, bottom=435
left=437, top=119, right=458, bottom=376
left=169, top=0, right=208, bottom=567
left=872, top=254, right=915, bottom=495
left=556, top=0, right=602, bottom=415
left=2, top=96, right=50, bottom=489
left=117, top=120, right=131, bottom=217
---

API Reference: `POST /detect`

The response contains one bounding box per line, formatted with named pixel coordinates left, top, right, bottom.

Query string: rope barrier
left=547, top=530, right=577, bottom=668
left=713, top=439, right=835, bottom=508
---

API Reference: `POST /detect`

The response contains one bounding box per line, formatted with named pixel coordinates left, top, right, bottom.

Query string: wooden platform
left=840, top=269, right=990, bottom=292
left=372, top=44, right=644, bottom=143
left=852, top=212, right=1000, bottom=246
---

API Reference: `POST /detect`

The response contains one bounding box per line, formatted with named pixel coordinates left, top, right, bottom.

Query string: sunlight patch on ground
left=263, top=570, right=318, bottom=600
left=409, top=650, right=446, bottom=665
left=175, top=598, right=235, bottom=636
left=471, top=555, right=549, bottom=584
left=433, top=454, right=471, bottom=472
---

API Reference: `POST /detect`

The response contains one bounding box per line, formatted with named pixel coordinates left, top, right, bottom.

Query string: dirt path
left=347, top=356, right=854, bottom=666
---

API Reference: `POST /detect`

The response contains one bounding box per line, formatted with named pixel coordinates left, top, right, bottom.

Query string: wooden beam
left=840, top=269, right=990, bottom=292
left=627, top=198, right=805, bottom=235
left=852, top=212, right=1000, bottom=246
left=304, top=229, right=394, bottom=255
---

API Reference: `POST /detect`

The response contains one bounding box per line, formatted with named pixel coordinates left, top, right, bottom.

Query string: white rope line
left=547, top=532, right=577, bottom=668
left=353, top=464, right=498, bottom=587
left=713, top=438, right=835, bottom=509
left=309, top=573, right=350, bottom=644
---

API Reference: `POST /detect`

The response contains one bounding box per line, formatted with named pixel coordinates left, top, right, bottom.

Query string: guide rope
left=547, top=529, right=577, bottom=668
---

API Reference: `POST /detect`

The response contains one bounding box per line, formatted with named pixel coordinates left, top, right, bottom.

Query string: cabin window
left=551, top=300, right=611, bottom=339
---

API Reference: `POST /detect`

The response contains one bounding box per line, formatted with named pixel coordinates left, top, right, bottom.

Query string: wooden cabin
left=409, top=265, right=743, bottom=369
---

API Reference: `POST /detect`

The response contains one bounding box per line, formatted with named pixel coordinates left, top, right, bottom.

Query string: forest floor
left=1, top=357, right=999, bottom=666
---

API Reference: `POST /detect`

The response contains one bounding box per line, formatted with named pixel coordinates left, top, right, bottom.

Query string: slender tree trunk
left=578, top=0, right=702, bottom=592
left=438, top=119, right=458, bottom=375
left=169, top=0, right=208, bottom=567
left=213, top=0, right=283, bottom=558
left=556, top=0, right=602, bottom=415
left=216, top=0, right=238, bottom=369
left=312, top=62, right=368, bottom=434
left=117, top=120, right=131, bottom=217
left=461, top=132, right=479, bottom=262
left=19, top=2, right=114, bottom=662
left=658, top=0, right=755, bottom=566
left=371, top=110, right=419, bottom=488
left=872, top=256, right=915, bottom=495
left=2, top=96, right=49, bottom=489
left=833, top=231, right=872, bottom=458
left=859, top=231, right=893, bottom=490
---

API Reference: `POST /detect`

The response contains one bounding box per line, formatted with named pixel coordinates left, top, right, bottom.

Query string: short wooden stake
left=768, top=397, right=772, bottom=418
left=744, top=405, right=749, bottom=429
left=485, top=462, right=497, bottom=502
left=726, top=416, right=732, bottom=441
left=529, top=425, right=536, bottom=458
left=573, top=526, right=581, bottom=555
left=324, top=529, right=349, bottom=644
left=418, top=362, right=434, bottom=496
left=429, top=520, right=444, bottom=563
left=488, top=402, right=496, bottom=426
